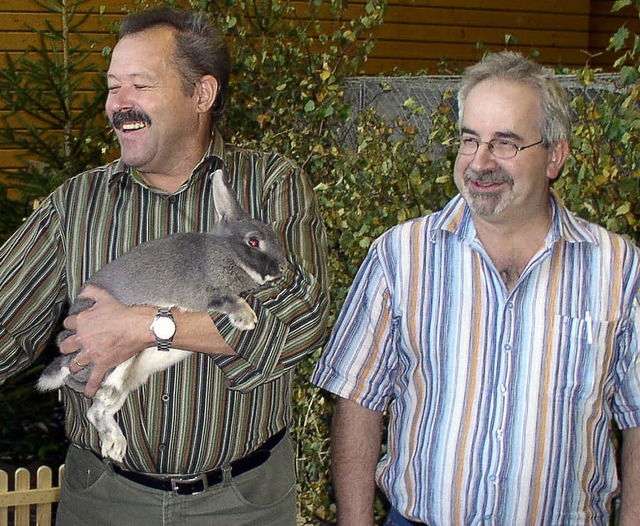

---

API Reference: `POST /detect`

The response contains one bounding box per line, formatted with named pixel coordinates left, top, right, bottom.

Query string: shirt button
left=504, top=344, right=512, bottom=352
left=159, top=443, right=166, bottom=451
left=162, top=394, right=170, bottom=402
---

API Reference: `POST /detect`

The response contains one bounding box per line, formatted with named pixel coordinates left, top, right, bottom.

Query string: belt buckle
left=171, top=473, right=208, bottom=495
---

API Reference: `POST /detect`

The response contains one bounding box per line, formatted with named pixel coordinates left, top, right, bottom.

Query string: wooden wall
left=357, top=0, right=639, bottom=73
left=0, top=0, right=638, bottom=172
left=2, top=0, right=638, bottom=73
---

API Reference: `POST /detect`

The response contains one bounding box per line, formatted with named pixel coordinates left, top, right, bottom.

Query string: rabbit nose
left=271, top=261, right=285, bottom=279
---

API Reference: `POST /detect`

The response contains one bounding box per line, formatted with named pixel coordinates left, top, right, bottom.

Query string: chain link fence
left=341, top=73, right=624, bottom=147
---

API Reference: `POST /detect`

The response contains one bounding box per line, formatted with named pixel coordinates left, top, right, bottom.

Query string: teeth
left=122, top=122, right=146, bottom=131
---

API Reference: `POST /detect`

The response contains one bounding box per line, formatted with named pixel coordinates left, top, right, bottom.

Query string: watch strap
left=153, top=307, right=175, bottom=352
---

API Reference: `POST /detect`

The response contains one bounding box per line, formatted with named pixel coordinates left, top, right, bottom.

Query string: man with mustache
left=313, top=51, right=640, bottom=525
left=0, top=7, right=328, bottom=525
left=111, top=109, right=152, bottom=132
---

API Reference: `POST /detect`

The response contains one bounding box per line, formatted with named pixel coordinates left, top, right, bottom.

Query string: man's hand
left=58, top=285, right=156, bottom=398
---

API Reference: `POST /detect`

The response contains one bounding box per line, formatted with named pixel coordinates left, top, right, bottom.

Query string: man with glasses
left=312, top=51, right=640, bottom=525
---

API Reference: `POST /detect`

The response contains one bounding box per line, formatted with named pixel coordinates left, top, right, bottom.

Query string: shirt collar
left=431, top=190, right=598, bottom=246
left=107, top=128, right=228, bottom=192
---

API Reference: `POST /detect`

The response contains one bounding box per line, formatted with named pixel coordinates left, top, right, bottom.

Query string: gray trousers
left=55, top=433, right=297, bottom=526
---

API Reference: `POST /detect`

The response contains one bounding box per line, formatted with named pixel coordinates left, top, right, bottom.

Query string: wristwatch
left=150, top=308, right=176, bottom=352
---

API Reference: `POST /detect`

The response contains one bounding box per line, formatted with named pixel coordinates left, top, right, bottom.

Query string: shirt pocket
left=552, top=314, right=620, bottom=402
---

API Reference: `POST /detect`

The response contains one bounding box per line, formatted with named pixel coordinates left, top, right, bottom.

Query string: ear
left=212, top=170, right=250, bottom=223
left=546, top=139, right=570, bottom=181
left=194, top=75, right=219, bottom=114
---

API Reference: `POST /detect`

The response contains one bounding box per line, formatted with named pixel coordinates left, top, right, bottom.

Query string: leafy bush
left=0, top=364, right=66, bottom=465
left=556, top=1, right=640, bottom=243
left=0, top=0, right=114, bottom=225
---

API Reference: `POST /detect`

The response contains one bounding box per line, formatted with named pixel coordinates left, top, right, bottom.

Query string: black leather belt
left=110, top=428, right=286, bottom=496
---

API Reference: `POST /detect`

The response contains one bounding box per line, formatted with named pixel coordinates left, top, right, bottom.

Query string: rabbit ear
left=212, top=169, right=250, bottom=222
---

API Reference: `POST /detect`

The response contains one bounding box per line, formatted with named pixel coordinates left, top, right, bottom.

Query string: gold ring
left=74, top=358, right=87, bottom=369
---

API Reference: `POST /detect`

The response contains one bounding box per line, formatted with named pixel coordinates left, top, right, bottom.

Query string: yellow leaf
left=616, top=203, right=631, bottom=216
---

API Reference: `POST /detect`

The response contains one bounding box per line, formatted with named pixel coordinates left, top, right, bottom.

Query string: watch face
left=153, top=316, right=176, bottom=339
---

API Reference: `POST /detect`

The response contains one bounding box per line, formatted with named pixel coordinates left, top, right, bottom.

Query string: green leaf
left=620, top=65, right=640, bottom=85
left=616, top=202, right=631, bottom=216
left=612, top=0, right=633, bottom=12
left=611, top=27, right=630, bottom=51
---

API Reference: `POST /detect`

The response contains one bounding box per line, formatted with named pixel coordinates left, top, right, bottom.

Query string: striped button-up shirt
left=312, top=193, right=640, bottom=525
left=0, top=129, right=329, bottom=474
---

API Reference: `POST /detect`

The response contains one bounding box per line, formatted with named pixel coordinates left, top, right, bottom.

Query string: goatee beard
left=462, top=168, right=514, bottom=217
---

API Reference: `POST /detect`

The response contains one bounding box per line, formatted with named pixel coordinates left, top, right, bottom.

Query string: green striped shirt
left=0, top=129, right=329, bottom=474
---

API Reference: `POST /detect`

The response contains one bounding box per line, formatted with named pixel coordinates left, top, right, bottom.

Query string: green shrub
left=0, top=0, right=114, bottom=230
left=556, top=3, right=640, bottom=243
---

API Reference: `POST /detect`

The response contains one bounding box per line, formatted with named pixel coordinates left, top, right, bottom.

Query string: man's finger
left=84, top=369, right=105, bottom=398
left=62, top=314, right=77, bottom=331
left=58, top=333, right=79, bottom=355
left=79, top=284, right=109, bottom=302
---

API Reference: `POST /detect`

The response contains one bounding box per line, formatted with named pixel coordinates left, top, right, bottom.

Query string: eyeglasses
left=457, top=137, right=545, bottom=159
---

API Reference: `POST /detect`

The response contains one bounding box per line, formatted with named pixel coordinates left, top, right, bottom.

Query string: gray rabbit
left=37, top=169, right=287, bottom=462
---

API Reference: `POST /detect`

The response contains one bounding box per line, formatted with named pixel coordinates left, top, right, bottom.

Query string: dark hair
left=119, top=7, right=231, bottom=121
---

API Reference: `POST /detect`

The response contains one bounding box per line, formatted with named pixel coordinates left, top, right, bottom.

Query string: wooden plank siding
left=0, top=0, right=638, bottom=173
left=357, top=0, right=639, bottom=73
left=1, top=0, right=637, bottom=73
left=588, top=0, right=640, bottom=67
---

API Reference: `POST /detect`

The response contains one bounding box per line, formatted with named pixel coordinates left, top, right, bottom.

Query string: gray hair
left=457, top=51, right=572, bottom=145
left=119, top=7, right=231, bottom=122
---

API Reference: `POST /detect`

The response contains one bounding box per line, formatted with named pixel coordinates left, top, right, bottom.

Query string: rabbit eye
left=248, top=238, right=260, bottom=248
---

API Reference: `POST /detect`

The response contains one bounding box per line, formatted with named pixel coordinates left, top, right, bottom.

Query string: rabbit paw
left=87, top=396, right=128, bottom=463
left=97, top=384, right=121, bottom=406
left=100, top=430, right=127, bottom=463
left=37, top=357, right=71, bottom=391
left=229, top=305, right=258, bottom=330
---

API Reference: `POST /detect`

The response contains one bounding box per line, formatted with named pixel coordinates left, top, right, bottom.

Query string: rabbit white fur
left=37, top=169, right=287, bottom=462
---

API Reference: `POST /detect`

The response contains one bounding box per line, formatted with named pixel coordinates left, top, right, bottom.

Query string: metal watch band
left=152, top=307, right=175, bottom=352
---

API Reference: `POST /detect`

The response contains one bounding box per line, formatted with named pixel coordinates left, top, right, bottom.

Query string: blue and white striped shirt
left=312, top=193, right=640, bottom=525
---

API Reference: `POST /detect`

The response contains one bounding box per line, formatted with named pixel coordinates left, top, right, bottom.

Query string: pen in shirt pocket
left=585, top=310, right=594, bottom=344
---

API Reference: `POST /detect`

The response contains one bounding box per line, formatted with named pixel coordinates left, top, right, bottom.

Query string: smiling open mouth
left=121, top=121, right=147, bottom=131
left=464, top=168, right=513, bottom=191
left=474, top=180, right=503, bottom=189
left=112, top=109, right=151, bottom=132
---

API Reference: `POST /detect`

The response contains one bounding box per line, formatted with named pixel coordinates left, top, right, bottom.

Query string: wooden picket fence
left=0, top=465, right=64, bottom=526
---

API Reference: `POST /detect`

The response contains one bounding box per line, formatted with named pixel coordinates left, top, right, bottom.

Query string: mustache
left=463, top=167, right=513, bottom=187
left=111, top=109, right=152, bottom=130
